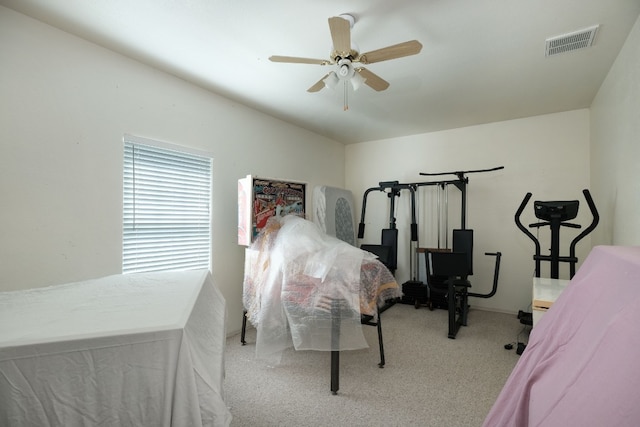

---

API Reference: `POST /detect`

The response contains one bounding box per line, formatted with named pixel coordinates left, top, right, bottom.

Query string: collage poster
left=238, top=175, right=306, bottom=245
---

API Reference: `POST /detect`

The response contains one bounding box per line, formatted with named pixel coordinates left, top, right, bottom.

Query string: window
left=123, top=135, right=212, bottom=273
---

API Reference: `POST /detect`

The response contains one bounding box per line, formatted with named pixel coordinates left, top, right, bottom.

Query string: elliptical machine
left=512, top=189, right=599, bottom=353
left=515, top=189, right=599, bottom=279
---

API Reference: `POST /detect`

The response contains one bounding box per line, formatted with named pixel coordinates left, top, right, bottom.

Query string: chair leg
left=241, top=310, right=247, bottom=345
left=331, top=350, right=339, bottom=395
left=376, top=306, right=385, bottom=368
left=330, top=300, right=341, bottom=395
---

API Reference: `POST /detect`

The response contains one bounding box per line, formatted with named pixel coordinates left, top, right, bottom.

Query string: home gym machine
left=515, top=189, right=600, bottom=279
left=415, top=167, right=503, bottom=338
left=357, top=167, right=504, bottom=338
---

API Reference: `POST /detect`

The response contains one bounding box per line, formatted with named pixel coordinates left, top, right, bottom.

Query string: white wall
left=346, top=110, right=592, bottom=313
left=0, top=7, right=345, bottom=334
left=590, top=15, right=640, bottom=246
left=2, top=4, right=638, bottom=331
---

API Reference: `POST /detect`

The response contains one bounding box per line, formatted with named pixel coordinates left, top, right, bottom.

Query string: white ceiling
left=2, top=0, right=639, bottom=144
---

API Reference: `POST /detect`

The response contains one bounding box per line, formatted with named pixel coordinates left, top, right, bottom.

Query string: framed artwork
left=238, top=175, right=306, bottom=245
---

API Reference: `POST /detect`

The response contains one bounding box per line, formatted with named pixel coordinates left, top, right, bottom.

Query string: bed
left=483, top=245, right=640, bottom=427
left=242, top=215, right=400, bottom=392
left=0, top=269, right=232, bottom=427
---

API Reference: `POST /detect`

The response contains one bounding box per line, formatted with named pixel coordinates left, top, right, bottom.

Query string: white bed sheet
left=0, top=269, right=231, bottom=427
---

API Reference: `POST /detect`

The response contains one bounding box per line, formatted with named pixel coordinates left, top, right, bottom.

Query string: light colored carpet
left=224, top=303, right=525, bottom=427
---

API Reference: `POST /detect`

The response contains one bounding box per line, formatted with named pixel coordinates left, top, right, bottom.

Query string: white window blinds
left=123, top=136, right=212, bottom=273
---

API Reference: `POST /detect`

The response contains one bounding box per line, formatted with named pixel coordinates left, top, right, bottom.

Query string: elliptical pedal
left=517, top=310, right=533, bottom=326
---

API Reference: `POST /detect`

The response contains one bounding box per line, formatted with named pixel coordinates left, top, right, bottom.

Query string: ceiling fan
left=269, top=14, right=423, bottom=110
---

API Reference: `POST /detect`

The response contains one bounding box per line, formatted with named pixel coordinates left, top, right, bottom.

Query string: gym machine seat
left=425, top=229, right=502, bottom=339
left=430, top=251, right=471, bottom=339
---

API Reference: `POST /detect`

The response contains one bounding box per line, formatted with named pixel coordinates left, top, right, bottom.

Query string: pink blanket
left=483, top=246, right=640, bottom=427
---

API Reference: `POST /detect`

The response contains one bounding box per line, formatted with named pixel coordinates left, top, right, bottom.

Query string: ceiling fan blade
left=328, top=16, right=351, bottom=57
left=269, top=55, right=329, bottom=65
left=307, top=73, right=331, bottom=92
left=359, top=40, right=423, bottom=64
left=356, top=68, right=390, bottom=91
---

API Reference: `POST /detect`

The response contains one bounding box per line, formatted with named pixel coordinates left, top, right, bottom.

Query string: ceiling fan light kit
left=269, top=13, right=423, bottom=110
left=338, top=62, right=351, bottom=78
left=322, top=72, right=339, bottom=89
left=337, top=13, right=355, bottom=28
left=351, top=70, right=366, bottom=91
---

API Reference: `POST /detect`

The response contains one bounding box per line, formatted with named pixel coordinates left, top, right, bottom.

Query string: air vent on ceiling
left=545, top=25, right=599, bottom=57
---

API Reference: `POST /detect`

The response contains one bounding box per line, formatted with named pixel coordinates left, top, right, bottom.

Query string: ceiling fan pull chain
left=344, top=80, right=349, bottom=111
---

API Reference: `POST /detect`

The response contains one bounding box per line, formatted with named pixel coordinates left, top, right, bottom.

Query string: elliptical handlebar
left=515, top=193, right=542, bottom=275
left=569, top=189, right=600, bottom=277
left=529, top=221, right=581, bottom=229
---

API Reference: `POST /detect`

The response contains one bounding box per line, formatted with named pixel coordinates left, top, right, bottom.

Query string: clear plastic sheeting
left=243, top=215, right=399, bottom=363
